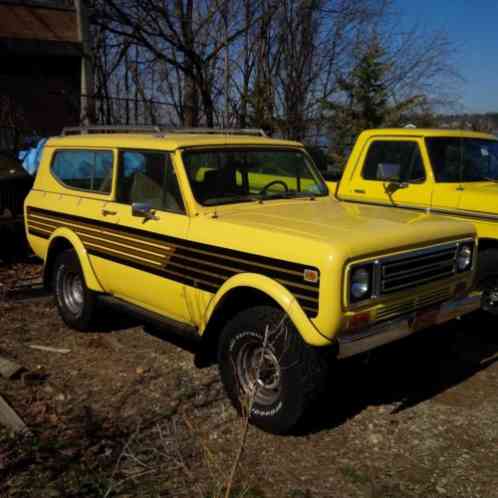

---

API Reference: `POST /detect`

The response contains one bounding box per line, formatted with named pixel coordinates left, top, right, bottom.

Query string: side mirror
left=385, top=181, right=409, bottom=195
left=377, top=162, right=401, bottom=181
left=132, top=202, right=159, bottom=221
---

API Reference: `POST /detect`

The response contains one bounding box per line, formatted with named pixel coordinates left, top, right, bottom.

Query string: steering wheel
left=260, top=180, right=289, bottom=196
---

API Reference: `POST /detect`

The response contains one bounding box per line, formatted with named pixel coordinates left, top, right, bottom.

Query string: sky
left=395, top=0, right=498, bottom=113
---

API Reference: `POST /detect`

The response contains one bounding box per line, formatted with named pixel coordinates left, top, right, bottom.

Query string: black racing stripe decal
left=88, top=248, right=222, bottom=292
left=28, top=206, right=316, bottom=279
left=27, top=206, right=320, bottom=317
left=168, top=248, right=312, bottom=284
left=88, top=248, right=193, bottom=286
left=81, top=236, right=169, bottom=264
left=167, top=253, right=319, bottom=302
left=28, top=228, right=50, bottom=240
left=167, top=252, right=318, bottom=291
left=170, top=237, right=311, bottom=274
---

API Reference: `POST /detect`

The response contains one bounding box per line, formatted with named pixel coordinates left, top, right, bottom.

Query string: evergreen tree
left=325, top=37, right=425, bottom=166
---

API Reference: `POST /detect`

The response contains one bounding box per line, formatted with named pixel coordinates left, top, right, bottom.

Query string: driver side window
left=362, top=141, right=425, bottom=182
left=116, top=150, right=185, bottom=214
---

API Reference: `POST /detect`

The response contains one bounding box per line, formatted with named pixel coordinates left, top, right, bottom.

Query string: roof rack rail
left=62, top=125, right=161, bottom=135
left=61, top=125, right=267, bottom=137
left=162, top=128, right=268, bottom=137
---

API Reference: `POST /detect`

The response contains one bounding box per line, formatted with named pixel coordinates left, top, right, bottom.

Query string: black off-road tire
left=52, top=250, right=96, bottom=331
left=477, top=249, right=498, bottom=316
left=217, top=305, right=328, bottom=434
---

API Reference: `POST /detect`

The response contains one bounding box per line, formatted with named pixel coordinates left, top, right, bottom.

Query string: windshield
left=426, top=137, right=498, bottom=182
left=182, top=148, right=328, bottom=206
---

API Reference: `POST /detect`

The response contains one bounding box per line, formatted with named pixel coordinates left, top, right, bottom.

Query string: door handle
left=354, top=189, right=366, bottom=194
left=101, top=208, right=117, bottom=216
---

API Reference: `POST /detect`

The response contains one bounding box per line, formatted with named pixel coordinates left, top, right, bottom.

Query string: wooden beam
left=0, top=395, right=29, bottom=434
left=0, top=357, right=23, bottom=380
left=75, top=0, right=94, bottom=126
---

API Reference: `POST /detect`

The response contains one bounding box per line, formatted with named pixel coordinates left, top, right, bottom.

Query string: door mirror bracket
left=384, top=181, right=409, bottom=195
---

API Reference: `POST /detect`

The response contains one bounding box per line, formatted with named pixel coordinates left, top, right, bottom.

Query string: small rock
left=369, top=433, right=383, bottom=445
left=136, top=367, right=145, bottom=375
left=55, top=393, right=65, bottom=401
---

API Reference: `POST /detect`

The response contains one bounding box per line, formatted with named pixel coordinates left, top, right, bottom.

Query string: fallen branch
left=28, top=345, right=71, bottom=354
left=223, top=323, right=272, bottom=498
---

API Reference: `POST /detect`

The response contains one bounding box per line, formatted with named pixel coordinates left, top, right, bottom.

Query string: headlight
left=350, top=266, right=372, bottom=302
left=456, top=244, right=473, bottom=272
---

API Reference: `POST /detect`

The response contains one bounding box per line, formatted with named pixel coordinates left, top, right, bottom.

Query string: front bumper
left=337, top=291, right=481, bottom=359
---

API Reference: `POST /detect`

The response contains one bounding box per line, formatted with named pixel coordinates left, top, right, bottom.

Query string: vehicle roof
left=360, top=128, right=498, bottom=140
left=46, top=133, right=303, bottom=150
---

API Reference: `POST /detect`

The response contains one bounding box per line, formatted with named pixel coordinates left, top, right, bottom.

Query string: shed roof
left=0, top=2, right=79, bottom=44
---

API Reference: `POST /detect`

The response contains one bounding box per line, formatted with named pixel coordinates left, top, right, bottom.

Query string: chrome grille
left=374, top=286, right=451, bottom=323
left=380, top=243, right=457, bottom=295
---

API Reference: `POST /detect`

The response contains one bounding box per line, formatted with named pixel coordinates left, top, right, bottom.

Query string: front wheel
left=217, top=305, right=328, bottom=434
left=52, top=250, right=96, bottom=331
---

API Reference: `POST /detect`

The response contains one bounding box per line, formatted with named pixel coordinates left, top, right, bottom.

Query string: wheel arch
left=43, top=228, right=104, bottom=292
left=195, top=273, right=331, bottom=367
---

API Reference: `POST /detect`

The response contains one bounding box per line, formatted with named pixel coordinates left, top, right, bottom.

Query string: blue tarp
left=18, top=138, right=48, bottom=175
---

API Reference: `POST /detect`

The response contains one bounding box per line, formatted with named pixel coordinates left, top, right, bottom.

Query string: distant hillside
left=435, top=112, right=498, bottom=134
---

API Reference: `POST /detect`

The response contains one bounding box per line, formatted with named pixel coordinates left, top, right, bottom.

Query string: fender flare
left=45, top=227, right=104, bottom=292
left=201, top=273, right=331, bottom=347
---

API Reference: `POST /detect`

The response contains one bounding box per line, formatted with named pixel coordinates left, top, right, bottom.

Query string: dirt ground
left=0, top=259, right=497, bottom=498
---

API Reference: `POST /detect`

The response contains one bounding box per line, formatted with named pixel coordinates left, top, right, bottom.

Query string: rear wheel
left=217, top=305, right=328, bottom=434
left=52, top=250, right=96, bottom=331
left=477, top=249, right=498, bottom=315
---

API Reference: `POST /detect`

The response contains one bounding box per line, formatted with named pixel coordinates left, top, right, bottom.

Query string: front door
left=340, top=138, right=432, bottom=210
left=91, top=148, right=192, bottom=324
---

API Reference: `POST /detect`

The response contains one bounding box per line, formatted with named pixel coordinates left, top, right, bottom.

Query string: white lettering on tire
left=229, top=330, right=259, bottom=352
left=252, top=401, right=283, bottom=417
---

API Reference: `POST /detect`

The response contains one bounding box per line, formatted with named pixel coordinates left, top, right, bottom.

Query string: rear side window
left=51, top=150, right=113, bottom=193
left=362, top=141, right=425, bottom=182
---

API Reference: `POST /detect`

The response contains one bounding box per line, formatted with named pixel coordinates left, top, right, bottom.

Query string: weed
left=340, top=464, right=371, bottom=485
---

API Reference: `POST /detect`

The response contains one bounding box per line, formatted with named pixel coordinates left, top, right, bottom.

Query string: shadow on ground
left=93, top=302, right=498, bottom=436
left=297, top=310, right=498, bottom=435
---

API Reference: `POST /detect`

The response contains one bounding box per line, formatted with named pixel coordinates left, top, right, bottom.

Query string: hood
left=459, top=182, right=498, bottom=215
left=211, top=196, right=475, bottom=260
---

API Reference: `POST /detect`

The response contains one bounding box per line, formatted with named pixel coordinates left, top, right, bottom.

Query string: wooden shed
left=0, top=0, right=84, bottom=148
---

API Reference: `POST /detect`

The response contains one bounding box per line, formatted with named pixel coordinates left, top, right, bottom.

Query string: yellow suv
left=25, top=126, right=479, bottom=433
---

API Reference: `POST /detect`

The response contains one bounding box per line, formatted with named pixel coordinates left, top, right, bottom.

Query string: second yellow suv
left=25, top=127, right=479, bottom=433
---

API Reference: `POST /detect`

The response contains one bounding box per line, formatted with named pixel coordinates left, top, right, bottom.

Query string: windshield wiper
left=259, top=191, right=323, bottom=202
left=204, top=195, right=261, bottom=206
left=260, top=191, right=299, bottom=201
left=483, top=177, right=498, bottom=183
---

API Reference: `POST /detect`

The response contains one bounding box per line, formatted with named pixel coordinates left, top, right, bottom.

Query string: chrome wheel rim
left=61, top=271, right=84, bottom=316
left=236, top=336, right=281, bottom=406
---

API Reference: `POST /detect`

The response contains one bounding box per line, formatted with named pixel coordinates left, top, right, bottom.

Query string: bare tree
left=91, top=0, right=263, bottom=126
left=87, top=0, right=461, bottom=140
